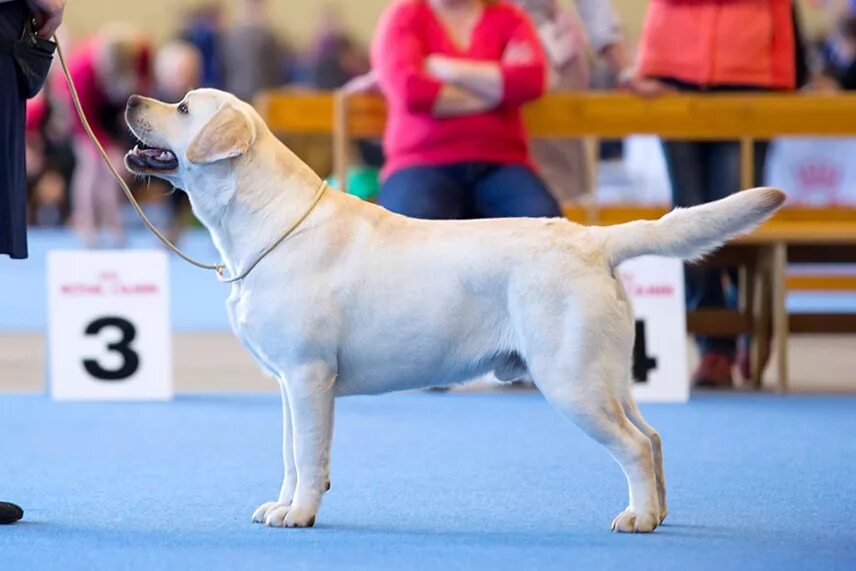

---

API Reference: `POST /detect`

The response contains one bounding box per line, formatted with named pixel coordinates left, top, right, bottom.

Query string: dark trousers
left=379, top=163, right=561, bottom=220
left=0, top=1, right=28, bottom=259
left=662, top=140, right=769, bottom=357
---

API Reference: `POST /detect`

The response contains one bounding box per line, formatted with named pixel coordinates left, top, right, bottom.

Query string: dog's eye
left=178, top=102, right=189, bottom=114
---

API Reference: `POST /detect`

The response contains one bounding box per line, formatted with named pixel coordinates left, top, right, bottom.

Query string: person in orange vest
left=635, top=0, right=800, bottom=387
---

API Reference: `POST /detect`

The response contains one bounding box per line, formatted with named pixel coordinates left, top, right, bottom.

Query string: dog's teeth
left=158, top=151, right=170, bottom=161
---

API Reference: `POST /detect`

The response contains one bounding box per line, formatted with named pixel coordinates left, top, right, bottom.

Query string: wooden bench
left=255, top=90, right=856, bottom=392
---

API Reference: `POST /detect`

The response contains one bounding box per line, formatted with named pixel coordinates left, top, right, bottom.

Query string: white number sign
left=47, top=251, right=173, bottom=401
left=617, top=256, right=689, bottom=403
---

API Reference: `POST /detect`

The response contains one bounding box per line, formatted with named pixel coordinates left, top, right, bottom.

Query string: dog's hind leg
left=524, top=295, right=661, bottom=533
left=536, top=367, right=661, bottom=532
left=622, top=393, right=668, bottom=524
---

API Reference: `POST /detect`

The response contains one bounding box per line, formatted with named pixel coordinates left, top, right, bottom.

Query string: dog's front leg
left=262, top=362, right=335, bottom=528
left=252, top=380, right=298, bottom=524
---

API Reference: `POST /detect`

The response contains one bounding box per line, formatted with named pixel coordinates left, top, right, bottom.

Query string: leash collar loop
left=216, top=181, right=328, bottom=284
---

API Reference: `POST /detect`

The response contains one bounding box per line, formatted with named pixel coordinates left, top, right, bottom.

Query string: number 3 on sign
left=83, top=317, right=140, bottom=381
left=47, top=251, right=173, bottom=401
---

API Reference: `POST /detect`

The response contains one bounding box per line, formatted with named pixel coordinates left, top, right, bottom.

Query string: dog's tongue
left=138, top=147, right=176, bottom=162
left=130, top=144, right=178, bottom=170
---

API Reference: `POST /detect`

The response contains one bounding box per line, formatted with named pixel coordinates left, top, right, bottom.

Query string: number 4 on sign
left=633, top=319, right=657, bottom=383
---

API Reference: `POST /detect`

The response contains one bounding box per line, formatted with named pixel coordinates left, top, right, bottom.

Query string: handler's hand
left=616, top=69, right=675, bottom=99
left=626, top=77, right=674, bottom=98
left=26, top=0, right=66, bottom=39
left=425, top=54, right=458, bottom=82
left=342, top=70, right=379, bottom=95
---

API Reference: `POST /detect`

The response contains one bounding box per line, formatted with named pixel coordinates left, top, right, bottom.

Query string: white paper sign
left=47, top=250, right=173, bottom=401
left=617, top=256, right=689, bottom=403
left=765, top=137, right=856, bottom=206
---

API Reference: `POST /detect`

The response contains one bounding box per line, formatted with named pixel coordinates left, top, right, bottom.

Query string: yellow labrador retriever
left=124, top=88, right=785, bottom=532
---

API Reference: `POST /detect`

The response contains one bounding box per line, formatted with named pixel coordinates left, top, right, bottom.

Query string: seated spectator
left=58, top=25, right=152, bottom=248
left=513, top=0, right=591, bottom=205
left=514, top=0, right=644, bottom=205
left=370, top=0, right=561, bottom=221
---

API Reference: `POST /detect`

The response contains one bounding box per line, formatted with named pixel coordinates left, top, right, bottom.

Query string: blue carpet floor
left=0, top=392, right=854, bottom=570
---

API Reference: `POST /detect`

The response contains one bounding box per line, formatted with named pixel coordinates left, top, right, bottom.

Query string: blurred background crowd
left=22, top=0, right=856, bottom=247
left=25, top=0, right=373, bottom=247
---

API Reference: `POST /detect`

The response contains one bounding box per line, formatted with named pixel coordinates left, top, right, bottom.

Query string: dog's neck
left=184, top=132, right=326, bottom=278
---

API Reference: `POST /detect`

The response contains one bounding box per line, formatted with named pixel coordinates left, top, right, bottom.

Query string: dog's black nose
left=126, top=95, right=143, bottom=110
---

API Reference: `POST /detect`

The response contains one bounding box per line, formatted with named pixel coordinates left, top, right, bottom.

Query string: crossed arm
left=354, top=58, right=504, bottom=118
left=425, top=57, right=503, bottom=117
left=368, top=7, right=547, bottom=118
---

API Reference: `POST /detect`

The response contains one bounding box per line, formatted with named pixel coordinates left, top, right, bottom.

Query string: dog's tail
left=595, top=187, right=786, bottom=270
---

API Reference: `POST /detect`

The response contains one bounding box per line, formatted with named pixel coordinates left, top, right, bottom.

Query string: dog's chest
left=226, top=287, right=283, bottom=373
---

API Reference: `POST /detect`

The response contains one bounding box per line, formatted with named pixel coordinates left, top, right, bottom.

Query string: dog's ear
left=186, top=104, right=256, bottom=165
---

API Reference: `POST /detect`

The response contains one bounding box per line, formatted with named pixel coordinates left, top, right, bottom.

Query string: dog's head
left=124, top=88, right=323, bottom=236
left=124, top=88, right=258, bottom=187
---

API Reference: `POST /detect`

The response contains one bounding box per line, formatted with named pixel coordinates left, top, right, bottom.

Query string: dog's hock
left=186, top=104, right=256, bottom=165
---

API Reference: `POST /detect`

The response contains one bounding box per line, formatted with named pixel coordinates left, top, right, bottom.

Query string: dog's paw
left=263, top=504, right=293, bottom=527
left=659, top=506, right=669, bottom=525
left=610, top=510, right=659, bottom=533
left=257, top=503, right=316, bottom=528
left=283, top=505, right=317, bottom=528
left=252, top=501, right=288, bottom=524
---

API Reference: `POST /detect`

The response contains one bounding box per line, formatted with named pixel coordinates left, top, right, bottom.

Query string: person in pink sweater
left=370, top=0, right=561, bottom=220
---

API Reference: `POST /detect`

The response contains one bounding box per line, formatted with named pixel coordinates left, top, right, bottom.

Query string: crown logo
left=794, top=160, right=842, bottom=192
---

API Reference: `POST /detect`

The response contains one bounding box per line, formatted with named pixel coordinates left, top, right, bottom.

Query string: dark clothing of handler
left=0, top=0, right=28, bottom=259
left=0, top=0, right=66, bottom=524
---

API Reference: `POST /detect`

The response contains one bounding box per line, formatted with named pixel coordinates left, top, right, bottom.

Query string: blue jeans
left=379, top=163, right=561, bottom=220
left=662, top=140, right=769, bottom=358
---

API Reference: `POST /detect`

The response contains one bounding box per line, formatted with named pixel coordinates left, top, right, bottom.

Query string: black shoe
left=0, top=502, right=23, bottom=524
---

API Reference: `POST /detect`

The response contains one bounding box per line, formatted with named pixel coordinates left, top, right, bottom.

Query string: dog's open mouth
left=125, top=142, right=179, bottom=172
